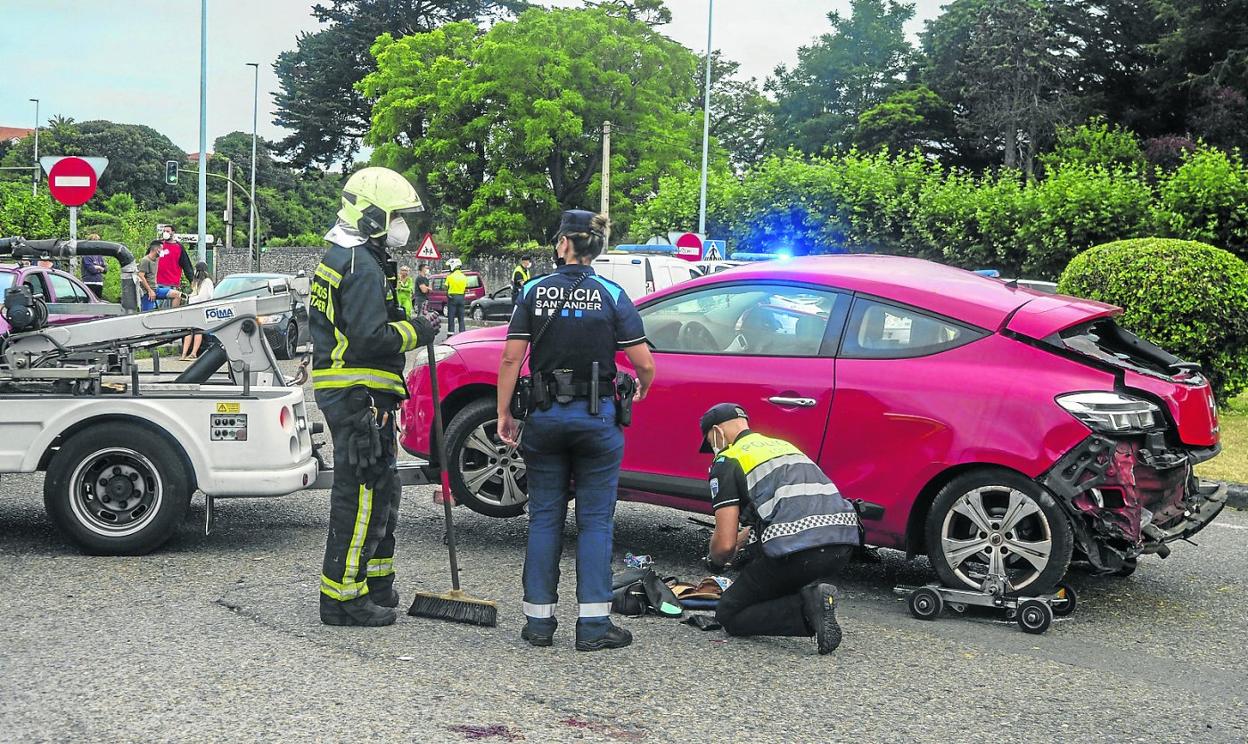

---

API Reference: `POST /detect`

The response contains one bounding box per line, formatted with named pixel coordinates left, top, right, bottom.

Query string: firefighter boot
left=320, top=595, right=397, bottom=627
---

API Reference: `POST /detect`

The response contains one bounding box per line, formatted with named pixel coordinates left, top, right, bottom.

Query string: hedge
left=1057, top=238, right=1248, bottom=401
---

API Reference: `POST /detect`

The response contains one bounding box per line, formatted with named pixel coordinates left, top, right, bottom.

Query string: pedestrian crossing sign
left=415, top=233, right=441, bottom=260
left=702, top=240, right=725, bottom=261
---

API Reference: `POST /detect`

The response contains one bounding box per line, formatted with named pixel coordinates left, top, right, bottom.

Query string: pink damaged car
left=400, top=256, right=1227, bottom=592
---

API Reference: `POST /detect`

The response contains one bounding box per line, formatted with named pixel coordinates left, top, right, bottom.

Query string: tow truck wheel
left=445, top=399, right=527, bottom=518
left=1016, top=599, right=1053, bottom=634
left=44, top=422, right=193, bottom=555
left=908, top=587, right=944, bottom=621
left=1051, top=581, right=1077, bottom=617
left=925, top=469, right=1074, bottom=595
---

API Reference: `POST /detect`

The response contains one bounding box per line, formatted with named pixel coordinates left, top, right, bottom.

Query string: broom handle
left=427, top=339, right=462, bottom=592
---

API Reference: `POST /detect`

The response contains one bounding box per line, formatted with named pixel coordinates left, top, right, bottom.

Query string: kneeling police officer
left=701, top=403, right=859, bottom=654
left=497, top=209, right=656, bottom=651
left=311, top=167, right=440, bottom=627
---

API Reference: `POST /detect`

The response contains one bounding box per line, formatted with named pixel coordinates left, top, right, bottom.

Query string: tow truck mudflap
left=308, top=461, right=438, bottom=491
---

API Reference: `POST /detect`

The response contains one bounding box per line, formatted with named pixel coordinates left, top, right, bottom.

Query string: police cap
left=699, top=402, right=749, bottom=453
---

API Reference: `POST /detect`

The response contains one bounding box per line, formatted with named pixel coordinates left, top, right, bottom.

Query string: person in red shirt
left=156, top=226, right=194, bottom=304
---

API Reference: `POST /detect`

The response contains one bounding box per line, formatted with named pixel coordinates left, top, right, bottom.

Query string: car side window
left=840, top=298, right=984, bottom=359
left=432, top=278, right=446, bottom=291
left=23, top=273, right=49, bottom=299
left=639, top=284, right=843, bottom=357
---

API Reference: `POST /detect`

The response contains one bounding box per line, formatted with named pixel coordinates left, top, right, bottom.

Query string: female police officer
left=496, top=209, right=656, bottom=651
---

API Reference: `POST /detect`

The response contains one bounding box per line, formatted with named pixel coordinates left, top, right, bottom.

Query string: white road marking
left=53, top=176, right=90, bottom=187
left=1209, top=521, right=1248, bottom=531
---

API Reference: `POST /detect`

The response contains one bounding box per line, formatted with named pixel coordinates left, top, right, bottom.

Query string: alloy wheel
left=456, top=419, right=527, bottom=508
left=939, top=485, right=1054, bottom=592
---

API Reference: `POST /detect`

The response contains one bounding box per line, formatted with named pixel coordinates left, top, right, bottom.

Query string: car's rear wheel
left=925, top=469, right=1073, bottom=594
left=445, top=399, right=527, bottom=518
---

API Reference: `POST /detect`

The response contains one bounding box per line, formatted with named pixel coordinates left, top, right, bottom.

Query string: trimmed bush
left=1058, top=238, right=1248, bottom=401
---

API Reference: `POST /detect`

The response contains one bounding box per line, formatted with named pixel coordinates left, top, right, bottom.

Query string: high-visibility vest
left=446, top=269, right=468, bottom=296
left=513, top=264, right=530, bottom=284
left=718, top=433, right=860, bottom=557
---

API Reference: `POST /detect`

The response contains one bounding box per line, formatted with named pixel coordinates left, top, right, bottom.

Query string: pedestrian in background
left=181, top=262, right=214, bottom=361
left=156, top=225, right=193, bottom=302
left=414, top=263, right=431, bottom=315
left=496, top=209, right=656, bottom=652
left=445, top=257, right=468, bottom=335
left=512, top=256, right=532, bottom=307
left=396, top=265, right=415, bottom=318
left=81, top=233, right=106, bottom=300
left=137, top=241, right=181, bottom=312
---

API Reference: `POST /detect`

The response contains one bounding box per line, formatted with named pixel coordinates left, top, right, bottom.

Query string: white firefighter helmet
left=338, top=167, right=424, bottom=238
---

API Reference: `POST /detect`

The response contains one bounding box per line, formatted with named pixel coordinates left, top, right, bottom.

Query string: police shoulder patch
left=709, top=478, right=719, bottom=498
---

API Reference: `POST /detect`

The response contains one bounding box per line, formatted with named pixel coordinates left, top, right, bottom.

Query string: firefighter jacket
left=309, top=240, right=426, bottom=409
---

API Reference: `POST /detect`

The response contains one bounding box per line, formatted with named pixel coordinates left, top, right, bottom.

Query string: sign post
left=40, top=156, right=109, bottom=242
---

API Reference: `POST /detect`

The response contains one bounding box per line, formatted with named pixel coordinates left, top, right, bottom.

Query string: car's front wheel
left=274, top=321, right=298, bottom=360
left=925, top=469, right=1073, bottom=594
left=445, top=399, right=528, bottom=518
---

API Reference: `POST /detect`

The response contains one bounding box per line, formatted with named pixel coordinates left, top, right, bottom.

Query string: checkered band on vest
left=719, top=433, right=860, bottom=557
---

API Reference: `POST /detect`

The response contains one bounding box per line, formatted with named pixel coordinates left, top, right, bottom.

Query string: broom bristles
left=407, top=589, right=498, bottom=627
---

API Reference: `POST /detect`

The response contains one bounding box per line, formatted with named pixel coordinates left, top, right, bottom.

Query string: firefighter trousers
left=320, top=406, right=401, bottom=603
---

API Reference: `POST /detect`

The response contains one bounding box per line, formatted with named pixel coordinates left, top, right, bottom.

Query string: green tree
left=1038, top=118, right=1146, bottom=173
left=769, top=0, right=916, bottom=155
left=0, top=182, right=69, bottom=239
left=363, top=6, right=702, bottom=252
left=853, top=85, right=956, bottom=157
left=272, top=0, right=524, bottom=170
left=1152, top=146, right=1248, bottom=260
left=697, top=53, right=776, bottom=172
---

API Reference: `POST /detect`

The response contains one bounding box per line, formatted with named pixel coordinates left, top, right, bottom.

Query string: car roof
left=647, top=254, right=1083, bottom=330
left=220, top=272, right=290, bottom=280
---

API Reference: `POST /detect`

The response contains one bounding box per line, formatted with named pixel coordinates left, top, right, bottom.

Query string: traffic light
left=165, top=160, right=179, bottom=186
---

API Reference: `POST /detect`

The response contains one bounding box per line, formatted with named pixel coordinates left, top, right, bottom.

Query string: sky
left=0, top=0, right=948, bottom=153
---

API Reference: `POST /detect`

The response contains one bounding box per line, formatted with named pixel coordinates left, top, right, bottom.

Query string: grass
left=1199, top=391, right=1248, bottom=485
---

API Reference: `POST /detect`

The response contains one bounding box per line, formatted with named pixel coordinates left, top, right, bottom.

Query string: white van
left=591, top=253, right=701, bottom=299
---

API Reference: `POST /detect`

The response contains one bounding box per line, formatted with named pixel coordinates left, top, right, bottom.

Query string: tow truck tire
left=908, top=587, right=944, bottom=620
left=445, top=398, right=527, bottom=518
left=44, top=422, right=193, bottom=555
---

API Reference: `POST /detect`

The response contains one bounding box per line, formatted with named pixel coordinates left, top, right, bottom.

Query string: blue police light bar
left=973, top=269, right=1001, bottom=278
left=728, top=252, right=783, bottom=262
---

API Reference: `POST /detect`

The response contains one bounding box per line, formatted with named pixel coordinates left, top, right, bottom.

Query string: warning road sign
left=415, top=233, right=441, bottom=260
left=41, top=156, right=109, bottom=207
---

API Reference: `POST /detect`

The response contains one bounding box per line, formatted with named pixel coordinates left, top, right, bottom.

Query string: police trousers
left=319, top=404, right=401, bottom=603
left=520, top=398, right=623, bottom=637
left=447, top=295, right=466, bottom=334
left=716, top=545, right=852, bottom=637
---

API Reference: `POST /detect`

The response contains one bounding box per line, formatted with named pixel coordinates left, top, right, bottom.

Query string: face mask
left=385, top=216, right=410, bottom=249
left=162, top=231, right=173, bottom=241
left=710, top=426, right=726, bottom=454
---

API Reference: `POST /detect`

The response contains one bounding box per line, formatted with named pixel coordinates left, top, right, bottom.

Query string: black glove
left=411, top=311, right=442, bottom=344
left=342, top=405, right=382, bottom=484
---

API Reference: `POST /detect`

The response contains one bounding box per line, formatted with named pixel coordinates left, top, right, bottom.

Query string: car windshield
left=214, top=276, right=278, bottom=299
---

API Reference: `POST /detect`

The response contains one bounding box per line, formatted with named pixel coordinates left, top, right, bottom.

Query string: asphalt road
left=2, top=354, right=1247, bottom=743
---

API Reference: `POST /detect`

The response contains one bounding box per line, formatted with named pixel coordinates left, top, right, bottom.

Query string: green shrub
left=1151, top=147, right=1248, bottom=261
left=1058, top=238, right=1248, bottom=401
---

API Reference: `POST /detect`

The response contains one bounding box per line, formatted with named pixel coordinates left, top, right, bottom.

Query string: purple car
left=0, top=263, right=107, bottom=336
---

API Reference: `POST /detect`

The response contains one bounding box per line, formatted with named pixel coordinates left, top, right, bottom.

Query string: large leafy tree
left=272, top=0, right=525, bottom=170
left=769, top=0, right=915, bottom=155
left=696, top=53, right=776, bottom=172
left=362, top=6, right=702, bottom=251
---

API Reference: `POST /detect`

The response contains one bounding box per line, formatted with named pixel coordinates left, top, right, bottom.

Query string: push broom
left=407, top=339, right=499, bottom=627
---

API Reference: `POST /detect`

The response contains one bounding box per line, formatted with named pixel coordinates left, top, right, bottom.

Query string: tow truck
left=0, top=236, right=431, bottom=555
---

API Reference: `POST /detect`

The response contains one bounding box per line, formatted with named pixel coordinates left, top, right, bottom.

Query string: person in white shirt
left=181, top=262, right=215, bottom=360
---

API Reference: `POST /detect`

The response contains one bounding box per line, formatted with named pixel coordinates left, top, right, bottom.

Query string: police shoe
left=320, top=595, right=397, bottom=627
left=800, top=583, right=842, bottom=655
left=575, top=623, right=633, bottom=652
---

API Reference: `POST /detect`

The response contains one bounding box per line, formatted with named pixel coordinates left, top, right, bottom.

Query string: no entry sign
left=40, top=156, right=109, bottom=207
left=674, top=232, right=703, bottom=262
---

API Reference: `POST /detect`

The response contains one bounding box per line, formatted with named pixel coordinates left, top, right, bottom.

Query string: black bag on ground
left=610, top=568, right=683, bottom=618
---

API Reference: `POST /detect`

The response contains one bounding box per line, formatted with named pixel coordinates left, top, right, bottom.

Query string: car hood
left=446, top=325, right=508, bottom=346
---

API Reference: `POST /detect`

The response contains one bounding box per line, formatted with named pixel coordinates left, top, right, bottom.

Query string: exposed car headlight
left=258, top=313, right=288, bottom=326
left=1057, top=392, right=1160, bottom=433
left=409, top=344, right=457, bottom=368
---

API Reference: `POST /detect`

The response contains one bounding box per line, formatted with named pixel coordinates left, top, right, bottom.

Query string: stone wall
left=214, top=246, right=532, bottom=293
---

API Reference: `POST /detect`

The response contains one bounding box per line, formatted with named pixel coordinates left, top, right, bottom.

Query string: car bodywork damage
left=1042, top=434, right=1227, bottom=572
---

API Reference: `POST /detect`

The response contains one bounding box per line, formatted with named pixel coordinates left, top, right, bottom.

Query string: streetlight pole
left=196, top=0, right=209, bottom=264
left=697, top=0, right=714, bottom=236
left=246, top=62, right=259, bottom=271
left=29, top=98, right=39, bottom=197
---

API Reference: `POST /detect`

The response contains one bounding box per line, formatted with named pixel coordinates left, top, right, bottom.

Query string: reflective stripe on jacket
left=719, top=433, right=859, bottom=557
left=309, top=243, right=424, bottom=407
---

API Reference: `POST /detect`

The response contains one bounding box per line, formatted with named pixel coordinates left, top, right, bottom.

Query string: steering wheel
left=677, top=321, right=718, bottom=352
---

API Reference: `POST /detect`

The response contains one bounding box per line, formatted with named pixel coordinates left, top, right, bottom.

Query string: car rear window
left=1057, top=318, right=1189, bottom=378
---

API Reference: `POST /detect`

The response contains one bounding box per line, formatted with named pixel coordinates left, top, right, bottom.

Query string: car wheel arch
left=432, top=384, right=498, bottom=466
left=904, top=462, right=1035, bottom=559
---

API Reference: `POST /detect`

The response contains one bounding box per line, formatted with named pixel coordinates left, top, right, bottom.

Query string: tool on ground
left=408, top=339, right=499, bottom=627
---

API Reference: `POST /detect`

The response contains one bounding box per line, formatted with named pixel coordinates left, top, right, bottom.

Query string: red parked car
left=0, top=263, right=107, bottom=336
left=400, top=256, right=1226, bottom=592
left=424, top=270, right=486, bottom=315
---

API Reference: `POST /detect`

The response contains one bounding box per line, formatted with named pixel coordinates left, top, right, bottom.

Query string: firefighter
left=700, top=403, right=859, bottom=654
left=310, top=166, right=440, bottom=627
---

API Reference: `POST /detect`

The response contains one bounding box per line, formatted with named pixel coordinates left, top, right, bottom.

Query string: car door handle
left=768, top=396, right=817, bottom=408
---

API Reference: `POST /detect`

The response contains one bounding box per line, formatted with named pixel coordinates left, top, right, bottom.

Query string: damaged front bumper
left=1041, top=434, right=1227, bottom=572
